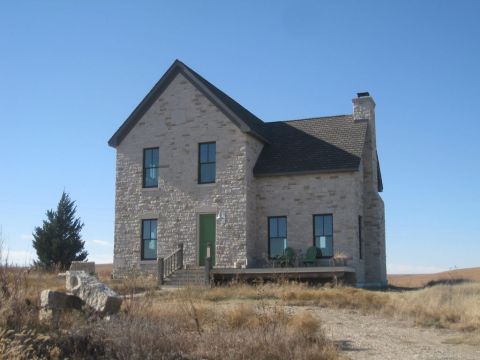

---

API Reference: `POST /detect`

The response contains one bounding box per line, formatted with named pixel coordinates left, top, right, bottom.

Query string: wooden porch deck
left=211, top=266, right=356, bottom=283
left=157, top=245, right=357, bottom=286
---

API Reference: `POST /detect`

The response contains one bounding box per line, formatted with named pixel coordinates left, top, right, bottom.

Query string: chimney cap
left=357, top=92, right=370, bottom=98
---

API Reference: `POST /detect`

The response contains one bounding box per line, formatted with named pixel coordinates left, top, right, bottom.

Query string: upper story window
left=313, top=214, right=333, bottom=258
left=143, top=148, right=159, bottom=188
left=268, top=216, right=287, bottom=258
left=141, top=219, right=157, bottom=260
left=198, top=142, right=216, bottom=184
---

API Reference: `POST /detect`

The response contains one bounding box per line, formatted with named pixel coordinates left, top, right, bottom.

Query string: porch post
left=177, top=243, right=183, bottom=270
left=157, top=257, right=164, bottom=286
left=205, top=256, right=212, bottom=286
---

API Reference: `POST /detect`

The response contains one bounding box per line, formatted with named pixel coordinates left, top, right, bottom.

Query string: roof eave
left=377, top=151, right=384, bottom=192
left=253, top=167, right=360, bottom=178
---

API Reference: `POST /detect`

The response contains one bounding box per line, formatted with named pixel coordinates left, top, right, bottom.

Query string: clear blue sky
left=1, top=1, right=479, bottom=273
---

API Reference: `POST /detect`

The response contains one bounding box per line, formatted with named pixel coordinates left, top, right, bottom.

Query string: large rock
left=40, top=290, right=83, bottom=310
left=39, top=289, right=83, bottom=326
left=66, top=271, right=122, bottom=315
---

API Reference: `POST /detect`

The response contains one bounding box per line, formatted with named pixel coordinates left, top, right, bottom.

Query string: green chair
left=270, top=247, right=296, bottom=267
left=303, top=246, right=322, bottom=266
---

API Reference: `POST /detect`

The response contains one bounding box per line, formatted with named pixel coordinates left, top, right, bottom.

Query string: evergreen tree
left=32, top=192, right=87, bottom=270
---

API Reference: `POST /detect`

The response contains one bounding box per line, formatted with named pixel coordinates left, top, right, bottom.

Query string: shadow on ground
left=334, top=340, right=368, bottom=352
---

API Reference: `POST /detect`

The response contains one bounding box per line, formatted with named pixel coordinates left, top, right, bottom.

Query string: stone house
left=108, top=60, right=386, bottom=288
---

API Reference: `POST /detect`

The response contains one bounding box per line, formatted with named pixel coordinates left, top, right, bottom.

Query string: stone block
left=40, top=289, right=83, bottom=310
left=66, top=271, right=122, bottom=315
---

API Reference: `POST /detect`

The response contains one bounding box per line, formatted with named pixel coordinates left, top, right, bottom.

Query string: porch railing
left=157, top=243, right=183, bottom=285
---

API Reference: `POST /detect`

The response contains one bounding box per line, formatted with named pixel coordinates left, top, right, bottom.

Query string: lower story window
left=313, top=214, right=333, bottom=257
left=268, top=216, right=287, bottom=258
left=142, top=219, right=157, bottom=260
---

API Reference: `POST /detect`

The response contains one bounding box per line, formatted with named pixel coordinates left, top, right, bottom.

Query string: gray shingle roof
left=254, top=116, right=368, bottom=176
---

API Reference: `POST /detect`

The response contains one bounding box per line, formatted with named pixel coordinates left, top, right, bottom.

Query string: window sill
left=197, top=182, right=216, bottom=187
left=139, top=260, right=157, bottom=264
left=142, top=187, right=159, bottom=191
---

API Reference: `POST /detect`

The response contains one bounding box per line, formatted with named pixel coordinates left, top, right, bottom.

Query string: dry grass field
left=388, top=267, right=480, bottom=288
left=1, top=258, right=479, bottom=359
left=0, top=264, right=339, bottom=359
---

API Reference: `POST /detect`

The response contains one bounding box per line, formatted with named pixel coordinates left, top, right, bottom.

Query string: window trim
left=198, top=142, right=216, bottom=184
left=142, top=147, right=159, bottom=188
left=312, top=214, right=333, bottom=259
left=268, top=216, right=287, bottom=259
left=141, top=219, right=158, bottom=261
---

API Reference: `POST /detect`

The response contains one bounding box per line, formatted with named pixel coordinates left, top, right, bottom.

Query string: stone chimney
left=353, top=91, right=378, bottom=190
left=353, top=92, right=375, bottom=122
left=353, top=92, right=377, bottom=158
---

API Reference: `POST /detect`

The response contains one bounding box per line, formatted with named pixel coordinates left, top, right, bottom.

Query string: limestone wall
left=245, top=135, right=264, bottom=266
left=361, top=129, right=387, bottom=286
left=113, top=73, right=252, bottom=277
left=254, top=171, right=365, bottom=279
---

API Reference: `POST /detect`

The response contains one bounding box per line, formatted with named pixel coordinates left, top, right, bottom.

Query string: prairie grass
left=388, top=267, right=480, bottom=288
left=0, top=258, right=340, bottom=359
left=0, top=258, right=63, bottom=331
left=100, top=292, right=339, bottom=360
left=392, top=282, right=480, bottom=331
left=104, top=272, right=157, bottom=296
left=1, top=241, right=479, bottom=358
left=160, top=281, right=480, bottom=333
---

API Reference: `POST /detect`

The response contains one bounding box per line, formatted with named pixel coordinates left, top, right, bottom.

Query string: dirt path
left=299, top=307, right=480, bottom=360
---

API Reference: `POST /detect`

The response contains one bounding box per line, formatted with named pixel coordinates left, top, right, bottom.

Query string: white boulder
left=65, top=271, right=122, bottom=315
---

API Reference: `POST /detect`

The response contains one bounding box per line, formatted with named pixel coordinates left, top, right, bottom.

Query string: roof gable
left=108, top=60, right=268, bottom=147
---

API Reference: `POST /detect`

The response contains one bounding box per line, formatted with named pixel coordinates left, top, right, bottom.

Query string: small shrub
left=289, top=311, right=321, bottom=339
left=224, top=303, right=257, bottom=328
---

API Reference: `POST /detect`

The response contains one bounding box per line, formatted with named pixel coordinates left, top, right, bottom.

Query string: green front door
left=199, top=214, right=216, bottom=266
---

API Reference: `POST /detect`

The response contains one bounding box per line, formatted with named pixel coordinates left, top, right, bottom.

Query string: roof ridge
left=265, top=114, right=352, bottom=124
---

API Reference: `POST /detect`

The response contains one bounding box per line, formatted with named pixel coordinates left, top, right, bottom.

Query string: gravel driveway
left=300, top=307, right=480, bottom=360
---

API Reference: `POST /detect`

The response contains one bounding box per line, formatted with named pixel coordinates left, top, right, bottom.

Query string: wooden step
left=164, top=267, right=207, bottom=286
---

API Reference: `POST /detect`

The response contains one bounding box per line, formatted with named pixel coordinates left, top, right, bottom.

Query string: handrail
left=158, top=243, right=183, bottom=283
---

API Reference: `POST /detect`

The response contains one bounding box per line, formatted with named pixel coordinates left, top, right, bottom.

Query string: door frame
left=196, top=212, right=217, bottom=266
